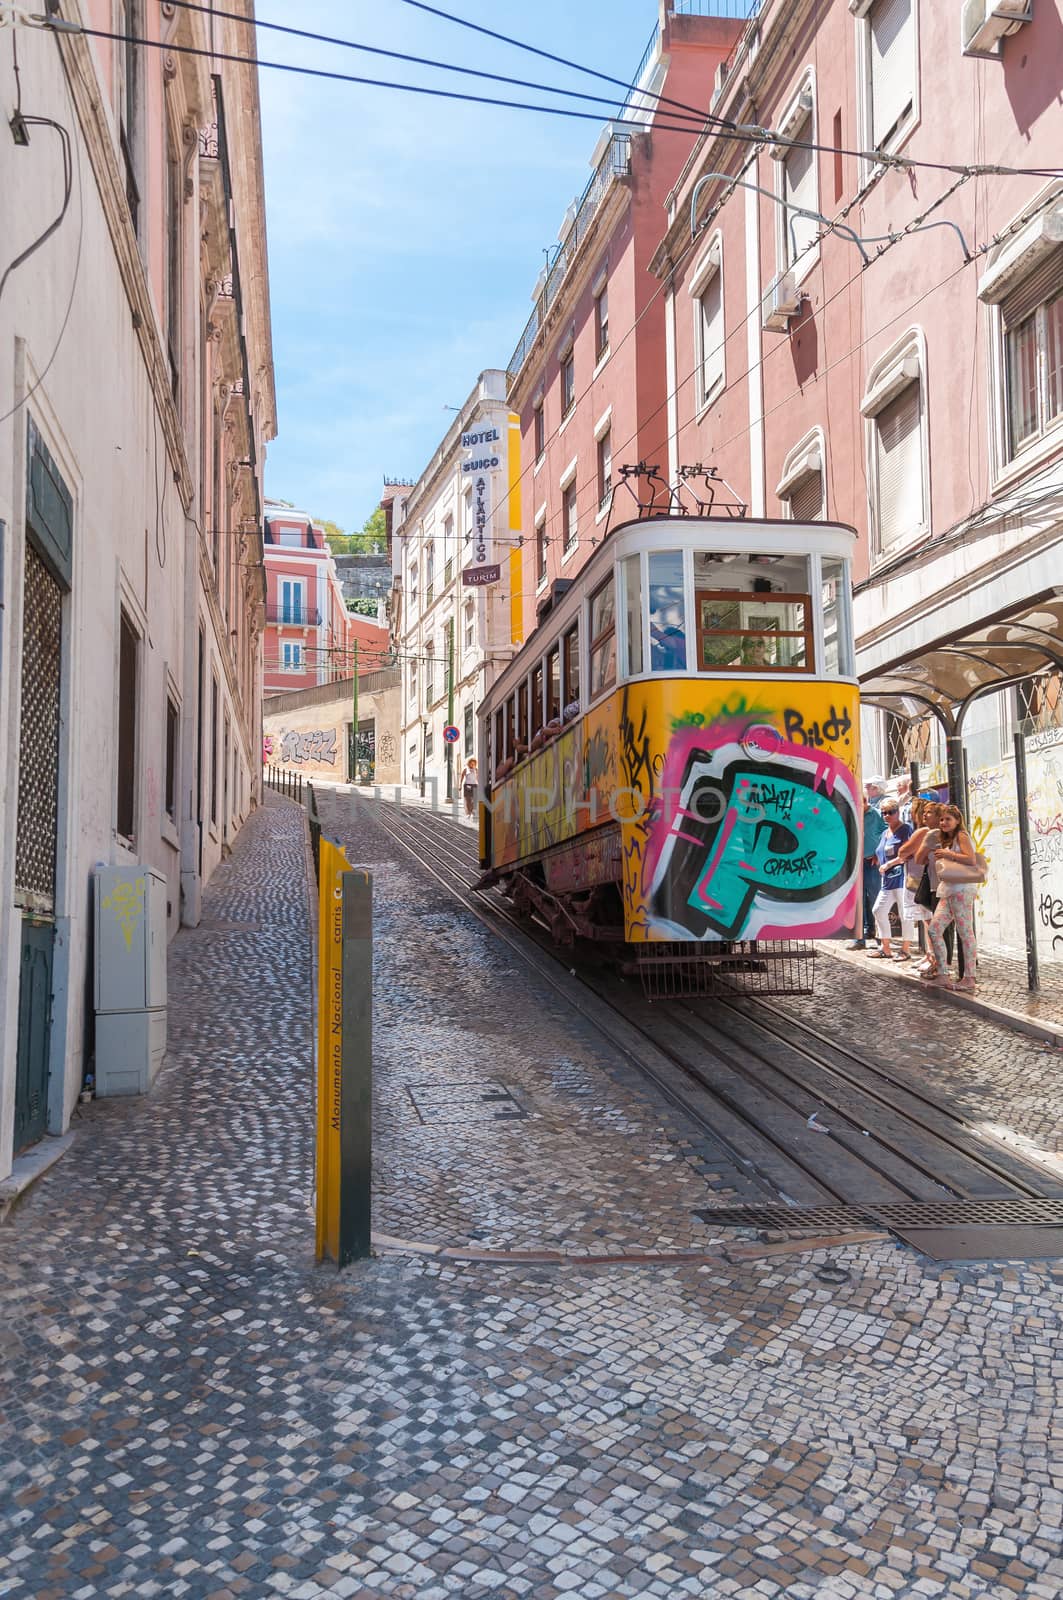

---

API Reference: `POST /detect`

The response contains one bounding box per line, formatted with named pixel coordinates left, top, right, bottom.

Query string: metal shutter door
left=789, top=471, right=824, bottom=523
left=870, top=0, right=914, bottom=149
left=875, top=381, right=923, bottom=547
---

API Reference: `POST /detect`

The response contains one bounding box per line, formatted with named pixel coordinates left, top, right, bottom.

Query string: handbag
left=913, top=867, right=936, bottom=910
left=936, top=851, right=989, bottom=886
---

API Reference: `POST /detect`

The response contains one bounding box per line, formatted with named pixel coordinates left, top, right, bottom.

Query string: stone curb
left=0, top=1132, right=76, bottom=1223
left=819, top=943, right=1063, bottom=1048
left=369, top=1229, right=890, bottom=1267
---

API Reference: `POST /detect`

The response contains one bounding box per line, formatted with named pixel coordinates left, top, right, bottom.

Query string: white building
left=392, top=371, right=520, bottom=798
left=0, top=4, right=274, bottom=1178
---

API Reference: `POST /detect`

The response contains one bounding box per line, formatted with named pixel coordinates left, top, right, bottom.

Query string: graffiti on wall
left=278, top=728, right=338, bottom=765
left=377, top=732, right=397, bottom=768
left=1038, top=892, right=1063, bottom=951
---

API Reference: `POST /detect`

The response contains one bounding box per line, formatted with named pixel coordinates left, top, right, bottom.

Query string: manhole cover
left=406, top=1081, right=526, bottom=1126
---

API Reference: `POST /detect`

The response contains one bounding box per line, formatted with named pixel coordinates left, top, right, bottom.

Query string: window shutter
left=870, top=0, right=914, bottom=148
left=700, top=270, right=724, bottom=398
left=1000, top=247, right=1063, bottom=329
left=789, top=471, right=824, bottom=523
left=875, top=381, right=923, bottom=547
left=783, top=119, right=817, bottom=263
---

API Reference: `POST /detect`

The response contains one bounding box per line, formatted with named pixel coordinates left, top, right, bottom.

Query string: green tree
left=314, top=508, right=387, bottom=555
left=346, top=597, right=380, bottom=617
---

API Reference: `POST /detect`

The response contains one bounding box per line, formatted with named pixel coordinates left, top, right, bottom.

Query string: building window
left=464, top=599, right=475, bottom=651
left=594, top=283, right=610, bottom=361
left=408, top=560, right=418, bottom=607
left=862, top=335, right=926, bottom=554
left=117, top=609, right=139, bottom=841
left=165, top=695, right=179, bottom=822
left=119, top=1, right=142, bottom=238
left=425, top=725, right=434, bottom=760
left=597, top=430, right=612, bottom=511
left=690, top=237, right=724, bottom=409
left=409, top=658, right=418, bottom=705
left=777, top=431, right=825, bottom=522
left=561, top=479, right=578, bottom=552
left=283, top=642, right=303, bottom=671
left=560, top=349, right=575, bottom=417
left=425, top=642, right=435, bottom=704
left=780, top=113, right=817, bottom=269
left=1002, top=254, right=1063, bottom=458
left=859, top=0, right=916, bottom=155
left=165, top=118, right=181, bottom=398
left=210, top=673, right=219, bottom=825
left=463, top=701, right=475, bottom=756
left=536, top=514, right=548, bottom=587
left=280, top=578, right=304, bottom=623
left=425, top=543, right=435, bottom=604
left=533, top=399, right=545, bottom=462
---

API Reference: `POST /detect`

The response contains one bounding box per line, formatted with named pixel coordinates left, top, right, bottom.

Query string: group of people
left=849, top=776, right=980, bottom=993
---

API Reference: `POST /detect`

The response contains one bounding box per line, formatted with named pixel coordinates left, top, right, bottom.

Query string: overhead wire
left=48, top=12, right=1063, bottom=182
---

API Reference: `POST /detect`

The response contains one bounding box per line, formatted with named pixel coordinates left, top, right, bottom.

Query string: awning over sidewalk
left=860, top=591, right=1063, bottom=733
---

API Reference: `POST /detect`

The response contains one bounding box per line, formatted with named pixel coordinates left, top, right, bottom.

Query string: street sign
left=443, top=725, right=460, bottom=743
left=462, top=564, right=501, bottom=587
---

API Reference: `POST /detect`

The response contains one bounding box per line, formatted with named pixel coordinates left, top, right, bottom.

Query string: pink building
left=507, top=3, right=744, bottom=640
left=263, top=507, right=386, bottom=696
left=645, top=0, right=1063, bottom=970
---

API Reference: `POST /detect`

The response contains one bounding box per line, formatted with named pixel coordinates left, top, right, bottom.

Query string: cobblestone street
left=3, top=793, right=1063, bottom=1600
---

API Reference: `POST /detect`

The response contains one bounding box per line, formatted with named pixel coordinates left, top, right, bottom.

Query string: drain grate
left=698, top=1196, right=1063, bottom=1232
left=406, top=1080, right=526, bottom=1126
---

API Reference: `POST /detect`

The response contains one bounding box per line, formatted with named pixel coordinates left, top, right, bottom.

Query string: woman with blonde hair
left=918, top=803, right=981, bottom=992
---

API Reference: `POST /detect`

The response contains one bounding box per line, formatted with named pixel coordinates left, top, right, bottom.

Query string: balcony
left=507, top=130, right=632, bottom=383
left=267, top=603, right=321, bottom=626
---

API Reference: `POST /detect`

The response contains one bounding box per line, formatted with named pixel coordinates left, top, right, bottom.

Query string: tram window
left=504, top=696, right=516, bottom=760
left=494, top=707, right=505, bottom=769
left=589, top=577, right=617, bottom=699
left=546, top=645, right=561, bottom=723
left=563, top=623, right=580, bottom=714
left=694, top=590, right=813, bottom=672
left=624, top=555, right=644, bottom=676
left=821, top=555, right=855, bottom=677
left=517, top=679, right=529, bottom=752
left=531, top=661, right=544, bottom=737
left=648, top=550, right=687, bottom=672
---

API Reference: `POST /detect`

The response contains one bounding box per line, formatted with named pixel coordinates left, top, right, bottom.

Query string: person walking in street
left=921, top=804, right=980, bottom=992
left=848, top=781, right=887, bottom=949
left=869, top=801, right=915, bottom=961
left=459, top=756, right=479, bottom=818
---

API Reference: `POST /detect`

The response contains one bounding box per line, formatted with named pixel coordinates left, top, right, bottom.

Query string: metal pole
left=945, top=732, right=965, bottom=809
left=420, top=718, right=427, bottom=799
left=446, top=618, right=455, bottom=803
left=1013, top=728, right=1041, bottom=993
left=352, top=638, right=359, bottom=785
left=339, top=871, right=373, bottom=1263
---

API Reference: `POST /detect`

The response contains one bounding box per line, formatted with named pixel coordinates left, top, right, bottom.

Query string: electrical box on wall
left=94, top=866, right=168, bottom=1096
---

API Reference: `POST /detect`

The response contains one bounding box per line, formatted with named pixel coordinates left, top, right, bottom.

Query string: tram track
left=364, top=796, right=1063, bottom=1233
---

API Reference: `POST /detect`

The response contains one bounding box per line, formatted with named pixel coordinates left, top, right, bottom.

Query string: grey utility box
left=94, top=866, right=168, bottom=1096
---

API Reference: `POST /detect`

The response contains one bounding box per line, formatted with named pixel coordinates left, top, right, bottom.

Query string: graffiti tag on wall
left=278, top=728, right=338, bottom=765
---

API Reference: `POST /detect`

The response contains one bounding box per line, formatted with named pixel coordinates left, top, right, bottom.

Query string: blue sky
left=257, top=0, right=663, bottom=530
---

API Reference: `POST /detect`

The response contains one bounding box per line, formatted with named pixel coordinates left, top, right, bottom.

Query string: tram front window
left=692, top=549, right=813, bottom=674
left=648, top=550, right=687, bottom=672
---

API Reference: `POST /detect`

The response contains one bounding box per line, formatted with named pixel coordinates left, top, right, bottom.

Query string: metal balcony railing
left=507, top=131, right=632, bottom=383
left=267, top=603, right=321, bottom=625
left=671, top=0, right=762, bottom=17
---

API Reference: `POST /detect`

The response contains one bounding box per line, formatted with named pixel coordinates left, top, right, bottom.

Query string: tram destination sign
left=462, top=563, right=501, bottom=587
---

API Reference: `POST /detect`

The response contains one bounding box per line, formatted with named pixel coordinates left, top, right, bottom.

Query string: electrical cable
left=50, top=16, right=1063, bottom=182
left=0, top=113, right=72, bottom=307
left=0, top=88, right=83, bottom=426
left=163, top=0, right=732, bottom=130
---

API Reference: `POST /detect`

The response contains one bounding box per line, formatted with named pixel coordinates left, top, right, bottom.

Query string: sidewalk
left=2, top=791, right=1063, bottom=1600
left=823, top=937, right=1063, bottom=1045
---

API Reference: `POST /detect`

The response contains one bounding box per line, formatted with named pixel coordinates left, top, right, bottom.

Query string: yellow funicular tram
left=477, top=511, right=861, bottom=995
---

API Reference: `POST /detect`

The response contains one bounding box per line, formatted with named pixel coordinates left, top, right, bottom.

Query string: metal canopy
left=859, top=591, right=1063, bottom=733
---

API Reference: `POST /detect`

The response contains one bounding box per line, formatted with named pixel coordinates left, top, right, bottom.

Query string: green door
left=14, top=918, right=53, bottom=1152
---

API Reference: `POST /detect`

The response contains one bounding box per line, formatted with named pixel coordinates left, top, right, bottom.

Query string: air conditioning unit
left=762, top=269, right=802, bottom=332
left=711, top=60, right=729, bottom=109
left=962, top=0, right=1033, bottom=57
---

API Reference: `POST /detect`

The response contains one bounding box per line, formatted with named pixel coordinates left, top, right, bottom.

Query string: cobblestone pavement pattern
left=2, top=792, right=1063, bottom=1599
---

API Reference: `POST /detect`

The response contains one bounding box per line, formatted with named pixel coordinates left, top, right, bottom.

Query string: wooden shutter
left=874, top=381, right=923, bottom=547
left=789, top=471, right=824, bottom=523
left=783, top=118, right=817, bottom=263
left=1000, top=248, right=1063, bottom=329
left=870, top=0, right=914, bottom=148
